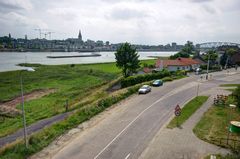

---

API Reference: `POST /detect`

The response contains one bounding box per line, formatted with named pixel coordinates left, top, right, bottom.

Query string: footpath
left=139, top=88, right=231, bottom=159
left=0, top=111, right=72, bottom=147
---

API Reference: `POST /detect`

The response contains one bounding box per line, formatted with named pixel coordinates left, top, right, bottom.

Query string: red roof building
left=155, top=58, right=201, bottom=71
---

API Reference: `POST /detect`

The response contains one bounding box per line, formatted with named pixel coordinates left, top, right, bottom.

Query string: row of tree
left=115, top=42, right=239, bottom=78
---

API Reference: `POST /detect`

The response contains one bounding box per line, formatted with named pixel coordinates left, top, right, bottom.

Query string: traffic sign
left=175, top=104, right=181, bottom=111
left=174, top=104, right=181, bottom=117
left=175, top=110, right=181, bottom=116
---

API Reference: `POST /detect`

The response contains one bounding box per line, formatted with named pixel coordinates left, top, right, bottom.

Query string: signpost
left=175, top=104, right=181, bottom=127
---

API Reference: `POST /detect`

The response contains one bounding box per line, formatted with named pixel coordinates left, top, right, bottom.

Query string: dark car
left=152, top=80, right=163, bottom=87
left=138, top=85, right=151, bottom=94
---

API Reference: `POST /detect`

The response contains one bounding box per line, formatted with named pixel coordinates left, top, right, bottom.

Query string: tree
left=183, top=41, right=194, bottom=55
left=225, top=48, right=237, bottom=69
left=169, top=52, right=190, bottom=59
left=220, top=52, right=228, bottom=67
left=233, top=86, right=240, bottom=108
left=203, top=50, right=218, bottom=65
left=115, top=42, right=140, bottom=78
left=169, top=41, right=194, bottom=59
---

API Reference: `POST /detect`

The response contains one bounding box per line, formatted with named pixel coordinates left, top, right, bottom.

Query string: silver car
left=138, top=85, right=151, bottom=94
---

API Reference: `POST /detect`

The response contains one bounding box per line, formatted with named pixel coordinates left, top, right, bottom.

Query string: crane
left=47, top=32, right=55, bottom=40
left=34, top=28, right=49, bottom=39
left=34, top=28, right=42, bottom=39
left=40, top=32, right=55, bottom=40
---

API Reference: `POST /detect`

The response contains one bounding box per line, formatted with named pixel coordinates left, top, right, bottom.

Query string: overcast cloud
left=0, top=0, right=239, bottom=44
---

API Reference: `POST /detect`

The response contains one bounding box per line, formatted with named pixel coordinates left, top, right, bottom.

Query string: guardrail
left=210, top=137, right=240, bottom=151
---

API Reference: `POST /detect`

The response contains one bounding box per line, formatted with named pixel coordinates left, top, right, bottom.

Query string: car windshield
left=142, top=86, right=148, bottom=89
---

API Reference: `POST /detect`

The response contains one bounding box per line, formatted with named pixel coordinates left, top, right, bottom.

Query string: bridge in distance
left=198, top=42, right=240, bottom=51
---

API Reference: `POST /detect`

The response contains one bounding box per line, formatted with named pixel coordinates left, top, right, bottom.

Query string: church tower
left=78, top=30, right=82, bottom=41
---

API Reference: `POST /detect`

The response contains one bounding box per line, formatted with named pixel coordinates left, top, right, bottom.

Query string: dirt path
left=1, top=89, right=55, bottom=109
left=0, top=89, right=55, bottom=116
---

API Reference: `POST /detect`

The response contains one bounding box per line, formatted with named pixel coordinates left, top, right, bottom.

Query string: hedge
left=121, top=70, right=171, bottom=88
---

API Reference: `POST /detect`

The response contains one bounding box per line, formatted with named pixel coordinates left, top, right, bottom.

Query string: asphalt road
left=51, top=69, right=240, bottom=159
left=0, top=111, right=72, bottom=147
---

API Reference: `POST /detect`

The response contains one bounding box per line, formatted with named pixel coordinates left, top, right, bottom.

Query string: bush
left=233, top=86, right=240, bottom=108
left=200, top=64, right=221, bottom=70
left=121, top=70, right=170, bottom=88
left=162, top=77, right=173, bottom=82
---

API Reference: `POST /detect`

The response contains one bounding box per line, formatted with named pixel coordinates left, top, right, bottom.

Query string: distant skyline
left=0, top=0, right=239, bottom=45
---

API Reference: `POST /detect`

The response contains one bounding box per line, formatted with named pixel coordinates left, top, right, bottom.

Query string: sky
left=0, top=0, right=239, bottom=45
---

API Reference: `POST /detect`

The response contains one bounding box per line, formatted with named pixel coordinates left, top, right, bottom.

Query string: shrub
left=233, top=86, right=240, bottom=108
left=162, top=77, right=173, bottom=82
left=200, top=64, right=221, bottom=70
left=121, top=70, right=170, bottom=88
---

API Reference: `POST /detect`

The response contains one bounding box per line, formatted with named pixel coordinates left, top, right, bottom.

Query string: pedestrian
left=235, top=65, right=238, bottom=71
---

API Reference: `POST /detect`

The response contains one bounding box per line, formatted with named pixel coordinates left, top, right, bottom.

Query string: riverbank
left=0, top=64, right=185, bottom=159
left=0, top=51, right=175, bottom=72
left=0, top=59, right=157, bottom=138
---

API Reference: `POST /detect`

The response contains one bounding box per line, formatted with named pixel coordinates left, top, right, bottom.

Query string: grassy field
left=167, top=96, right=209, bottom=129
left=0, top=59, right=159, bottom=138
left=193, top=96, right=240, bottom=150
left=0, top=70, right=184, bottom=159
left=0, top=62, right=122, bottom=137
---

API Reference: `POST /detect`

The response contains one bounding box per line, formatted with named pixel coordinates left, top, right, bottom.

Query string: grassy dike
left=0, top=63, right=121, bottom=138
left=0, top=59, right=159, bottom=158
left=0, top=66, right=186, bottom=158
left=0, top=59, right=155, bottom=138
left=167, top=96, right=209, bottom=129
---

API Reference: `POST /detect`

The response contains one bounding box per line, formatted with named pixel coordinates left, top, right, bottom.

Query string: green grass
left=193, top=96, right=240, bottom=150
left=0, top=79, right=145, bottom=159
left=0, top=59, right=162, bottom=138
left=0, top=63, right=121, bottom=137
left=0, top=69, right=182, bottom=159
left=140, top=58, right=169, bottom=67
left=167, top=96, right=209, bottom=128
left=220, top=84, right=240, bottom=87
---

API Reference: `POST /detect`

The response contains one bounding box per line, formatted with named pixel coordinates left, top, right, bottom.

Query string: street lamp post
left=20, top=68, right=35, bottom=149
left=227, top=104, right=236, bottom=145
left=206, top=52, right=210, bottom=80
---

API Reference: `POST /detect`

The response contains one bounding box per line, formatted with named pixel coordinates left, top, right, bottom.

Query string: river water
left=0, top=51, right=176, bottom=72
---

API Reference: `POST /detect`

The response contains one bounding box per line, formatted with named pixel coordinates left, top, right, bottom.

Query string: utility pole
left=196, top=82, right=200, bottom=97
left=206, top=52, right=210, bottom=80
left=20, top=73, right=28, bottom=148
left=20, top=68, right=35, bottom=149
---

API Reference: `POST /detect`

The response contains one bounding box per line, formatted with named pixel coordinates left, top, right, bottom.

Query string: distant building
left=172, top=42, right=177, bottom=50
left=78, top=30, right=82, bottom=41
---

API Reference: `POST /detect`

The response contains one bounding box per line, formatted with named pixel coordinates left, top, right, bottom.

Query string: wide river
left=0, top=51, right=176, bottom=72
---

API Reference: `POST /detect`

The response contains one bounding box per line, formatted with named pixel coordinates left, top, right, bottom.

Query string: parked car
left=195, top=67, right=202, bottom=75
left=138, top=85, right=151, bottom=94
left=152, top=79, right=163, bottom=87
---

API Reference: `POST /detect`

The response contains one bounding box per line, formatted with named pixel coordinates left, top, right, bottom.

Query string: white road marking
left=125, top=153, right=131, bottom=159
left=93, top=82, right=197, bottom=159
